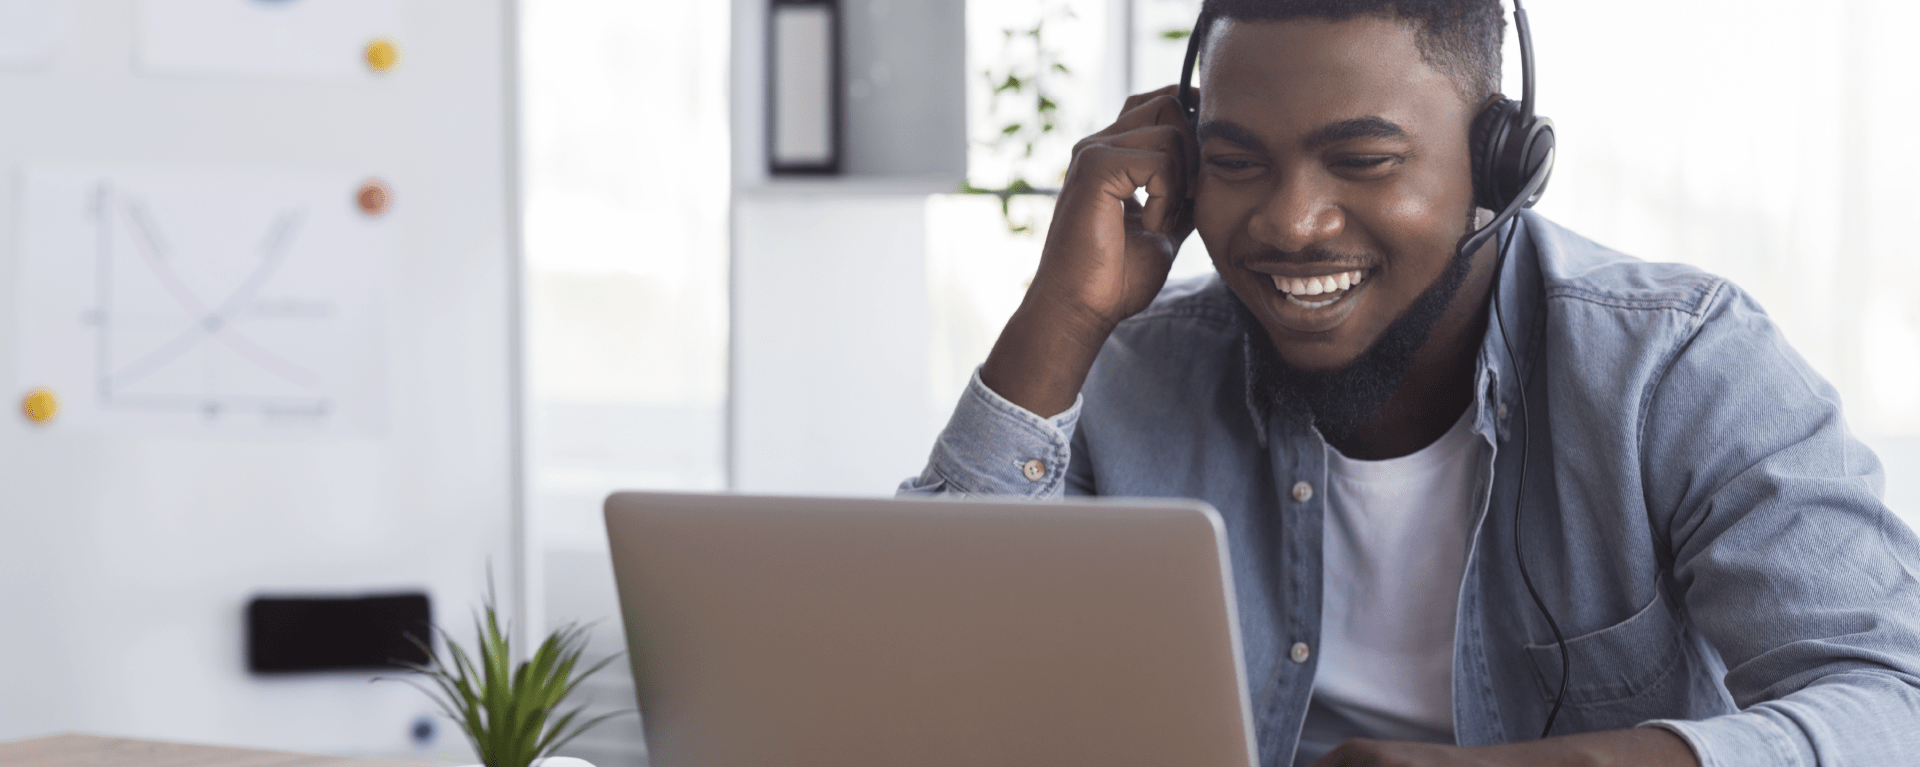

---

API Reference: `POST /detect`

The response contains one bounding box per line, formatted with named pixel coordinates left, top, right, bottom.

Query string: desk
left=0, top=735, right=441, bottom=767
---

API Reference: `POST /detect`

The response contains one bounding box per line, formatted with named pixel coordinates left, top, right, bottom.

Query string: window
left=519, top=1, right=730, bottom=764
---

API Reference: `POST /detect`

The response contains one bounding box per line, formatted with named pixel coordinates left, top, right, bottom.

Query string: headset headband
left=1177, top=2, right=1537, bottom=126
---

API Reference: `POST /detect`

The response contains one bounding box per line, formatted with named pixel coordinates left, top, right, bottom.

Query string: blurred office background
left=0, top=0, right=1914, bottom=765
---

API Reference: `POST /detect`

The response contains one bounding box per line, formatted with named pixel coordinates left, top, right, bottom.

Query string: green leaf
left=1161, top=28, right=1192, bottom=41
left=377, top=581, right=633, bottom=767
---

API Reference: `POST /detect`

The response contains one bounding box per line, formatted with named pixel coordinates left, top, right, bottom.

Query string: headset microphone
left=1175, top=0, right=1571, bottom=739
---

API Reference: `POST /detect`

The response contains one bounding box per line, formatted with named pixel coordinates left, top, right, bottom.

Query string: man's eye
left=1335, top=156, right=1397, bottom=171
left=1208, top=158, right=1255, bottom=170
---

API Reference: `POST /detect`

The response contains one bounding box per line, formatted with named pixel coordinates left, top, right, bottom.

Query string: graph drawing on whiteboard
left=16, top=168, right=390, bottom=434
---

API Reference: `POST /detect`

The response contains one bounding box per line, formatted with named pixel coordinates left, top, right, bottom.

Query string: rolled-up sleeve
left=898, top=367, right=1081, bottom=498
left=1638, top=284, right=1920, bottom=766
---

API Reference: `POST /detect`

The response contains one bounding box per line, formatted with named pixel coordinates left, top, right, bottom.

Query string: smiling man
left=900, top=1, right=1920, bottom=766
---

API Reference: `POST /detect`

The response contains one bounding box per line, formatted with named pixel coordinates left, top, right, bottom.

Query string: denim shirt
left=900, top=210, right=1920, bottom=766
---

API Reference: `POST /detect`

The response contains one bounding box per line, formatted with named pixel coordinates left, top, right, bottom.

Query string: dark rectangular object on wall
left=768, top=0, right=842, bottom=174
left=247, top=593, right=432, bottom=673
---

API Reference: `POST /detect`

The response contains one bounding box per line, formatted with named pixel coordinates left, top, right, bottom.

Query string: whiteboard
left=0, top=0, right=519, bottom=760
left=17, top=167, right=391, bottom=434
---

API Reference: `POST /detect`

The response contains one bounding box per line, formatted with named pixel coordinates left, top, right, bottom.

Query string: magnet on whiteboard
left=22, top=388, right=58, bottom=424
left=366, top=37, right=402, bottom=73
left=356, top=179, right=392, bottom=216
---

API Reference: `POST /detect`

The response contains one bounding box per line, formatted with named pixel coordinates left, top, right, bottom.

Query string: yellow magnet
left=366, top=37, right=402, bottom=73
left=22, top=387, right=58, bottom=424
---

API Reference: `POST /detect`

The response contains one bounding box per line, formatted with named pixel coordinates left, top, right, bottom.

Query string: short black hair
left=1198, top=0, right=1506, bottom=108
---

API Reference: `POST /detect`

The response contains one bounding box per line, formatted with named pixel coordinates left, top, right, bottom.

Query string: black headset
left=1176, top=0, right=1554, bottom=261
left=1175, top=0, right=1572, bottom=739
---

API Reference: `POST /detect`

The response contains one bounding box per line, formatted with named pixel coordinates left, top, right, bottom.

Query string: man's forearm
left=1500, top=727, right=1698, bottom=767
left=1314, top=727, right=1698, bottom=767
left=979, top=299, right=1113, bottom=419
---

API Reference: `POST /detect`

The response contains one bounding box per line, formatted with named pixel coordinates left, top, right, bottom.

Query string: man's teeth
left=1270, top=270, right=1366, bottom=297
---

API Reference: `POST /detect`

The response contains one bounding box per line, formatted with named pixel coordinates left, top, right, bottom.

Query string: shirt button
left=1290, top=641, right=1311, bottom=664
left=1021, top=459, right=1047, bottom=482
left=1291, top=481, right=1313, bottom=503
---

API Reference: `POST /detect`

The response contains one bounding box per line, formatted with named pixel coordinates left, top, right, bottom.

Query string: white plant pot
left=449, top=759, right=595, bottom=767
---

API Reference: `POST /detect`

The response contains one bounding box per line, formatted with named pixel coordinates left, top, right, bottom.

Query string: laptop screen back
left=604, top=492, right=1257, bottom=767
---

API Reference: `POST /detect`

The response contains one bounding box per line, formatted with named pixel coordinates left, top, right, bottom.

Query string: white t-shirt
left=1312, top=409, right=1483, bottom=745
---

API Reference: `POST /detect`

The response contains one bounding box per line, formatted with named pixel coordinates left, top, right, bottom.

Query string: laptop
left=604, top=491, right=1258, bottom=767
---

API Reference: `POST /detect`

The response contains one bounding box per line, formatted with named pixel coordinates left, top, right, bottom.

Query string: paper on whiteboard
left=0, top=0, right=61, bottom=69
left=15, top=168, right=390, bottom=435
left=137, top=0, right=399, bottom=80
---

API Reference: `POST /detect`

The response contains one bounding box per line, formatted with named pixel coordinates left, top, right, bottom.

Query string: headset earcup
left=1513, top=118, right=1554, bottom=208
left=1469, top=99, right=1518, bottom=211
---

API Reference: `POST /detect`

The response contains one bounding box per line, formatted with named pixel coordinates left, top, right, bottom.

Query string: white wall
left=732, top=185, right=940, bottom=495
left=0, top=1, right=518, bottom=760
left=728, top=0, right=965, bottom=496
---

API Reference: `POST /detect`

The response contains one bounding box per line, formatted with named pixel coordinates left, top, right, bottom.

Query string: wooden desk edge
left=0, top=734, right=447, bottom=767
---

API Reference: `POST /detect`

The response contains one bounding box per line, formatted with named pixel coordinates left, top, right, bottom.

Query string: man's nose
left=1246, top=172, right=1344, bottom=253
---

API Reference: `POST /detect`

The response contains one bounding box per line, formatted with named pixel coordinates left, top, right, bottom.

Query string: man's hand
left=1311, top=728, right=1699, bottom=767
left=980, top=84, right=1197, bottom=417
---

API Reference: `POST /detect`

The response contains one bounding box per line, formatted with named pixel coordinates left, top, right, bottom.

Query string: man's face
left=1193, top=15, right=1480, bottom=373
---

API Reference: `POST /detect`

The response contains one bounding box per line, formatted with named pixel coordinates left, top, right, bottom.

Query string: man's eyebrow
left=1195, top=116, right=1410, bottom=154
left=1301, top=117, right=1408, bottom=150
left=1195, top=120, right=1267, bottom=153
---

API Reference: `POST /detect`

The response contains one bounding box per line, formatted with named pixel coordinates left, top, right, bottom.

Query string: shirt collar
left=1472, top=211, right=1545, bottom=446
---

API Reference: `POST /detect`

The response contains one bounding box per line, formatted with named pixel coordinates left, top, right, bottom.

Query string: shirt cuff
left=898, top=366, right=1081, bottom=498
left=1641, top=708, right=1814, bottom=767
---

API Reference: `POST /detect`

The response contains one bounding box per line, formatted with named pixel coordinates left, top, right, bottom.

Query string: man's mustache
left=1241, top=245, right=1378, bottom=269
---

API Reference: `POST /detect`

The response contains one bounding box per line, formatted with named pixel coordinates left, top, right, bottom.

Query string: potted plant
left=395, top=593, right=628, bottom=767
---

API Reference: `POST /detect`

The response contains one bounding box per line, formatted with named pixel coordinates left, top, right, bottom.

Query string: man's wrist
left=980, top=299, right=1114, bottom=419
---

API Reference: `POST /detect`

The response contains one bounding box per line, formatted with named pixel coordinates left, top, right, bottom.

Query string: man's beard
left=1235, top=244, right=1475, bottom=444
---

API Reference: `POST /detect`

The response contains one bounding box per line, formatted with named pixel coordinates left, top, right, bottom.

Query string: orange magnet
left=356, top=178, right=392, bottom=216
left=22, top=387, right=58, bottom=424
left=366, top=37, right=402, bottom=73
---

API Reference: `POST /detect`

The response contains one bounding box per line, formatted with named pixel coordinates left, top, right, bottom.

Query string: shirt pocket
left=1523, top=587, right=1687, bottom=708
